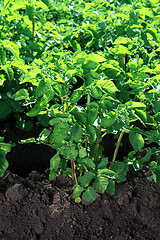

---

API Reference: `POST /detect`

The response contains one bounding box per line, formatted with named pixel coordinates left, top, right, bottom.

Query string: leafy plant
left=0, top=137, right=13, bottom=177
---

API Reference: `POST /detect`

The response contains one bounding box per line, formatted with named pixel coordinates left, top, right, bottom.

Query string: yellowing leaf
left=86, top=54, right=106, bottom=63
left=113, top=37, right=132, bottom=45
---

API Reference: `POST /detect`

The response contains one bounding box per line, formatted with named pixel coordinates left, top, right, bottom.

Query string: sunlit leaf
left=129, top=132, right=144, bottom=152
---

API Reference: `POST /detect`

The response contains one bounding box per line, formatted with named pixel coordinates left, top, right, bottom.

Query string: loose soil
left=0, top=119, right=160, bottom=240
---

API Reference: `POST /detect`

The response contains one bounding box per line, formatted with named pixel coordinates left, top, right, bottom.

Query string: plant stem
left=93, top=126, right=101, bottom=160
left=87, top=93, right=90, bottom=104
left=138, top=88, right=148, bottom=99
left=93, top=137, right=99, bottom=160
left=70, top=159, right=78, bottom=185
left=61, top=97, right=65, bottom=113
left=109, top=129, right=125, bottom=169
left=32, top=19, right=35, bottom=42
left=65, top=86, right=69, bottom=109
left=101, top=132, right=107, bottom=138
left=119, top=55, right=125, bottom=70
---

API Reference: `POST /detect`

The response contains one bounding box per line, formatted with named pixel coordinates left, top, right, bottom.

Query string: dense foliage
left=0, top=0, right=160, bottom=202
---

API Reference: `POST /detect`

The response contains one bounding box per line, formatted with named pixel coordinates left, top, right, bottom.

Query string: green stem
left=93, top=126, right=101, bottom=160
left=87, top=93, right=90, bottom=104
left=32, top=19, right=35, bottom=42
left=61, top=97, right=65, bottom=113
left=101, top=132, right=107, bottom=138
left=109, top=129, right=125, bottom=169
left=93, top=137, right=99, bottom=160
left=70, top=159, right=78, bottom=185
left=137, top=88, right=148, bottom=99
left=119, top=55, right=125, bottom=70
left=65, top=86, right=69, bottom=109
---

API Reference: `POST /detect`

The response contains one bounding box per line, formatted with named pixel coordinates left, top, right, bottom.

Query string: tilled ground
left=0, top=170, right=160, bottom=240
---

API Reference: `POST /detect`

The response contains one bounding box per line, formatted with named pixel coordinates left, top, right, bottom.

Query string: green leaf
left=70, top=124, right=83, bottom=142
left=149, top=162, right=160, bottom=185
left=52, top=82, right=65, bottom=96
left=112, top=162, right=129, bottom=182
left=155, top=113, right=160, bottom=122
left=96, top=80, right=119, bottom=93
left=70, top=107, right=87, bottom=126
left=86, top=125, right=97, bottom=144
left=27, top=104, right=41, bottom=117
left=112, top=45, right=131, bottom=55
left=41, top=0, right=50, bottom=7
left=85, top=72, right=94, bottom=86
left=0, top=152, right=9, bottom=177
left=87, top=106, right=98, bottom=125
left=82, top=158, right=96, bottom=170
left=2, top=65, right=14, bottom=81
left=20, top=138, right=36, bottom=144
left=52, top=122, right=69, bottom=143
left=90, top=85, right=102, bottom=99
left=0, top=101, right=12, bottom=120
left=127, top=101, right=146, bottom=109
left=37, top=128, right=50, bottom=141
left=0, top=48, right=6, bottom=65
left=94, top=175, right=109, bottom=193
left=106, top=179, right=115, bottom=195
left=79, top=147, right=87, bottom=158
left=16, top=120, right=33, bottom=131
left=139, top=148, right=152, bottom=164
left=35, top=79, right=51, bottom=98
left=70, top=89, right=84, bottom=104
left=12, top=59, right=28, bottom=73
left=0, top=76, right=5, bottom=86
left=101, top=112, right=116, bottom=128
left=26, top=4, right=34, bottom=21
left=37, top=114, right=51, bottom=127
left=0, top=141, right=11, bottom=176
left=22, top=67, right=41, bottom=86
left=129, top=132, right=144, bottom=152
left=3, top=40, right=19, bottom=58
left=97, top=168, right=115, bottom=178
left=50, top=153, right=61, bottom=171
left=60, top=144, right=78, bottom=160
left=78, top=172, right=95, bottom=187
left=152, top=100, right=160, bottom=114
left=4, top=0, right=10, bottom=8
left=134, top=109, right=147, bottom=125
left=82, top=186, right=97, bottom=202
left=35, top=1, right=49, bottom=10
left=73, top=51, right=87, bottom=64
left=83, top=60, right=99, bottom=70
left=12, top=89, right=29, bottom=101
left=49, top=170, right=57, bottom=180
left=97, top=157, right=108, bottom=169
left=30, top=42, right=43, bottom=53
left=152, top=168, right=160, bottom=185
left=86, top=54, right=106, bottom=63
left=132, top=161, right=143, bottom=171
left=11, top=0, right=26, bottom=10
left=71, top=40, right=81, bottom=51
left=72, top=185, right=84, bottom=198
left=113, top=37, right=132, bottom=45
left=89, top=70, right=100, bottom=80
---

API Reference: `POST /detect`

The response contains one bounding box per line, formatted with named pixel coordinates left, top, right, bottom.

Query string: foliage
left=0, top=137, right=13, bottom=177
left=0, top=0, right=160, bottom=202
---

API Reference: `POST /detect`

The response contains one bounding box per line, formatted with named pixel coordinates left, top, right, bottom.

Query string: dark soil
left=0, top=120, right=160, bottom=240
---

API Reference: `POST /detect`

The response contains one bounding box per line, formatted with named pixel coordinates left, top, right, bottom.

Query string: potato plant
left=0, top=0, right=160, bottom=202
